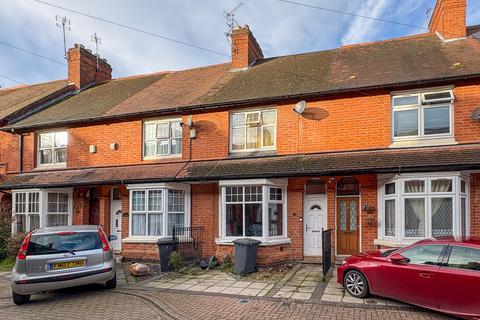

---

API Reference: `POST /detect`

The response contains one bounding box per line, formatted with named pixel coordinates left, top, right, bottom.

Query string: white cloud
left=340, top=0, right=391, bottom=45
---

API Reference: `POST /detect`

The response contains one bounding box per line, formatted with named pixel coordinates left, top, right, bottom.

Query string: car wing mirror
left=108, top=235, right=118, bottom=241
left=389, top=253, right=410, bottom=265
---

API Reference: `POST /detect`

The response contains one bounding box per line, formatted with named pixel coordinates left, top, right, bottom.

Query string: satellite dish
left=471, top=107, right=480, bottom=120
left=293, top=100, right=306, bottom=114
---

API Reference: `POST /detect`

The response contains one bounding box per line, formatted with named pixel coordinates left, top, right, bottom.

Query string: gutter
left=4, top=72, right=480, bottom=132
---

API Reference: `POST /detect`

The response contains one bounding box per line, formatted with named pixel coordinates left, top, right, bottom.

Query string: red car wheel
left=344, top=270, right=369, bottom=298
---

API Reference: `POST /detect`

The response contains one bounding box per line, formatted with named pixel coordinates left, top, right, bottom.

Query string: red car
left=337, top=238, right=480, bottom=320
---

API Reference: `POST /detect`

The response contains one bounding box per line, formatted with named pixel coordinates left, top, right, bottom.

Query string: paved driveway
left=0, top=268, right=455, bottom=320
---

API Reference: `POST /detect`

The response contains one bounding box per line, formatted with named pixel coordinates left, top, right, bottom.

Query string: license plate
left=51, top=260, right=85, bottom=270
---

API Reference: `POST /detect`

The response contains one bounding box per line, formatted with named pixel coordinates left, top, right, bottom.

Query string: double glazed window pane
left=148, top=214, right=163, bottom=236
left=394, top=109, right=418, bottom=137
left=384, top=199, right=395, bottom=237
left=39, top=132, right=67, bottom=165
left=431, top=198, right=453, bottom=237
left=148, top=190, right=162, bottom=211
left=404, top=198, right=425, bottom=237
left=15, top=215, right=26, bottom=233
left=246, top=127, right=260, bottom=149
left=131, top=214, right=146, bottom=236
left=268, top=204, right=283, bottom=236
left=405, top=180, right=424, bottom=193
left=226, top=203, right=243, bottom=236
left=231, top=110, right=276, bottom=151
left=132, top=191, right=146, bottom=211
left=29, top=214, right=40, bottom=231
left=424, top=106, right=449, bottom=135
left=245, top=203, right=262, bottom=237
left=47, top=214, right=68, bottom=227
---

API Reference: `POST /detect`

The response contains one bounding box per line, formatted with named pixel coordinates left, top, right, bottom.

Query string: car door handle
left=419, top=272, right=434, bottom=278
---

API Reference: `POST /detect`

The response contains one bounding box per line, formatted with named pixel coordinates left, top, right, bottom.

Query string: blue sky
left=0, top=0, right=479, bottom=88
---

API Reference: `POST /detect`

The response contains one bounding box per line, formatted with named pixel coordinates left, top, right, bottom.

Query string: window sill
left=143, top=155, right=182, bottom=161
left=122, top=236, right=172, bottom=244
left=34, top=163, right=67, bottom=171
left=389, top=137, right=457, bottom=149
left=215, top=237, right=291, bottom=246
left=374, top=238, right=416, bottom=248
left=228, top=150, right=276, bottom=159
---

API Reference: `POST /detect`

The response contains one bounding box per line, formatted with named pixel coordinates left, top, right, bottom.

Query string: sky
left=0, top=0, right=479, bottom=88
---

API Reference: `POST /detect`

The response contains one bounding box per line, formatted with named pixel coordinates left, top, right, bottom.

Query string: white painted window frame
left=391, top=88, right=454, bottom=143
left=12, top=188, right=73, bottom=234
left=36, top=130, right=68, bottom=168
left=218, top=179, right=288, bottom=243
left=143, top=118, right=182, bottom=160
left=126, top=183, right=191, bottom=241
left=229, top=108, right=277, bottom=153
left=376, top=172, right=469, bottom=246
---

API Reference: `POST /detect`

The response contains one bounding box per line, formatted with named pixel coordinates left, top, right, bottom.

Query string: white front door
left=304, top=195, right=327, bottom=256
left=110, top=187, right=122, bottom=251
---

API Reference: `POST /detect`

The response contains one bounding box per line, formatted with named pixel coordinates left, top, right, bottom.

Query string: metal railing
left=172, top=226, right=205, bottom=263
left=322, top=228, right=332, bottom=277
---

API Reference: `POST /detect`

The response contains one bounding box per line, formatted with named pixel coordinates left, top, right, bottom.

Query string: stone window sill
left=215, top=237, right=291, bottom=246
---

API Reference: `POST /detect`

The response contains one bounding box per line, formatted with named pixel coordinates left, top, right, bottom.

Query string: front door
left=336, top=197, right=359, bottom=255
left=110, top=188, right=122, bottom=251
left=304, top=195, right=327, bottom=256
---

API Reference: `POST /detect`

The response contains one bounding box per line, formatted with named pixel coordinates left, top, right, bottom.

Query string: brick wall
left=470, top=174, right=480, bottom=237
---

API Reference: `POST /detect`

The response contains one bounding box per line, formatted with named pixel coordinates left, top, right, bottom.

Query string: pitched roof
left=0, top=80, right=68, bottom=123
left=6, top=33, right=480, bottom=130
left=2, top=144, right=480, bottom=189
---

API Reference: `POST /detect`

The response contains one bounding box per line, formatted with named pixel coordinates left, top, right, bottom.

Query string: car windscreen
left=27, top=232, right=101, bottom=255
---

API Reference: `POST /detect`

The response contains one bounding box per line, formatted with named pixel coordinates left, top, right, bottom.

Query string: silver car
left=11, top=225, right=117, bottom=305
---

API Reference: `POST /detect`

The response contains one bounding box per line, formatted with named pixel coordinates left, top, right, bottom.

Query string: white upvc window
left=37, top=131, right=67, bottom=166
left=143, top=118, right=182, bottom=159
left=219, top=179, right=288, bottom=243
left=127, top=183, right=190, bottom=239
left=230, top=109, right=276, bottom=152
left=377, top=173, right=469, bottom=246
left=12, top=189, right=73, bottom=234
left=391, top=89, right=454, bottom=143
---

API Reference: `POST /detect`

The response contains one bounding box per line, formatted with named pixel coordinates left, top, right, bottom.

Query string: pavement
left=0, top=265, right=455, bottom=320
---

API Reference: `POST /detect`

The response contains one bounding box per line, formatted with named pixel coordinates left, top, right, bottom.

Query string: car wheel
left=12, top=291, right=30, bottom=305
left=344, top=270, right=369, bottom=298
left=105, top=273, right=117, bottom=289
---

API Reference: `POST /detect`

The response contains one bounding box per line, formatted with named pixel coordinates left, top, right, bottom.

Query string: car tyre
left=12, top=291, right=30, bottom=305
left=105, top=273, right=117, bottom=289
left=344, top=270, right=369, bottom=298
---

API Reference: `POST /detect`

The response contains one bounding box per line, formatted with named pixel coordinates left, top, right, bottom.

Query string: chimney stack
left=428, top=0, right=466, bottom=40
left=67, top=43, right=112, bottom=90
left=230, top=25, right=263, bottom=69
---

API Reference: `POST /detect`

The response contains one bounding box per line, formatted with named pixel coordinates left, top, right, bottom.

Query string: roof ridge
left=340, top=32, right=433, bottom=49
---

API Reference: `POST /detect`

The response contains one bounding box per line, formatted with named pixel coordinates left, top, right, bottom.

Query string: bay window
left=391, top=89, right=454, bottom=144
left=12, top=189, right=72, bottom=233
left=143, top=118, right=182, bottom=158
left=377, top=173, right=469, bottom=245
left=219, top=179, right=288, bottom=243
left=128, top=184, right=190, bottom=239
left=230, top=109, right=276, bottom=152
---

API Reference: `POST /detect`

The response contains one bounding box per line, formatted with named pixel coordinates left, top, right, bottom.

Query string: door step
left=302, top=256, right=322, bottom=264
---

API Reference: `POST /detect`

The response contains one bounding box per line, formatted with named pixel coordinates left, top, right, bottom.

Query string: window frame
left=127, top=183, right=191, bottom=240
left=391, top=89, right=454, bottom=143
left=142, top=118, right=182, bottom=160
left=219, top=179, right=288, bottom=243
left=229, top=108, right=277, bottom=153
left=377, top=173, right=469, bottom=246
left=36, top=130, right=68, bottom=167
left=12, top=188, right=73, bottom=234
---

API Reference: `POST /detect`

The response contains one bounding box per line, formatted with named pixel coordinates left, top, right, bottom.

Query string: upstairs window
left=392, top=89, right=453, bottom=141
left=37, top=131, right=67, bottom=166
left=230, top=109, right=276, bottom=152
left=143, top=119, right=182, bottom=158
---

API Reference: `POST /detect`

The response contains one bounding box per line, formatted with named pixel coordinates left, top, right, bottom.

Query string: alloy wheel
left=345, top=272, right=365, bottom=296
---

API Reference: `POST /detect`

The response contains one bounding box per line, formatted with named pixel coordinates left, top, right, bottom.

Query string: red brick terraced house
left=1, top=0, right=480, bottom=264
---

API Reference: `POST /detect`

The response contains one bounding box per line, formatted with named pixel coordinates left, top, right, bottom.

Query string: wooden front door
left=336, top=197, right=359, bottom=255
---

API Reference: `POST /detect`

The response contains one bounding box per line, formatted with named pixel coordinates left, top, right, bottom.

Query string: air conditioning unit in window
left=245, top=112, right=261, bottom=125
left=421, top=90, right=454, bottom=104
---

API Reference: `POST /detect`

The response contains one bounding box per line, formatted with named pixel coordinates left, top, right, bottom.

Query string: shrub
left=168, top=251, right=183, bottom=272
left=6, top=233, right=26, bottom=258
left=0, top=215, right=12, bottom=260
left=222, top=254, right=233, bottom=268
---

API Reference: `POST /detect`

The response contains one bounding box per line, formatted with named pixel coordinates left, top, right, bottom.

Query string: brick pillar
left=98, top=195, right=110, bottom=235
left=73, top=188, right=89, bottom=225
